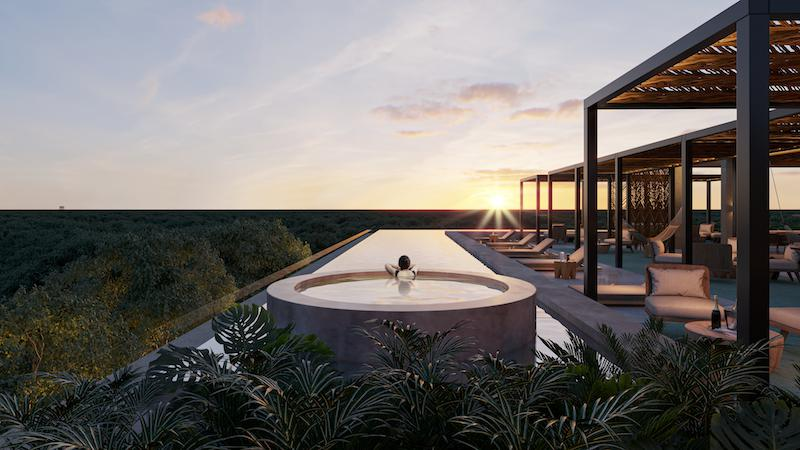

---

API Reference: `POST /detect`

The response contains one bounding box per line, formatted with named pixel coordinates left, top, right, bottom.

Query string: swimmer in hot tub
left=385, top=255, right=418, bottom=279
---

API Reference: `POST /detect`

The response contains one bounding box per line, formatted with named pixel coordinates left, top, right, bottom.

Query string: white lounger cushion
left=648, top=267, right=706, bottom=298
left=530, top=238, right=555, bottom=253
left=645, top=295, right=723, bottom=321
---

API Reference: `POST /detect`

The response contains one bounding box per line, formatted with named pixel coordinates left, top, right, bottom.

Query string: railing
left=160, top=229, right=372, bottom=340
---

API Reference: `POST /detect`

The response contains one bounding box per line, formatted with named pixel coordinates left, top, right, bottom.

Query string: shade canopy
left=523, top=109, right=800, bottom=182
left=587, top=2, right=800, bottom=109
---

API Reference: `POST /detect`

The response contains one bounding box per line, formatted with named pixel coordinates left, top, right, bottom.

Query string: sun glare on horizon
left=489, top=194, right=506, bottom=210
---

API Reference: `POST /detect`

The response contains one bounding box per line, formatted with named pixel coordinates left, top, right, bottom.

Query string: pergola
left=521, top=108, right=800, bottom=266
left=518, top=172, right=613, bottom=249
left=581, top=0, right=800, bottom=360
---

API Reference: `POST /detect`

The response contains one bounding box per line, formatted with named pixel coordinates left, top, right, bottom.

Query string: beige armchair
left=644, top=264, right=724, bottom=323
left=698, top=223, right=715, bottom=239
left=650, top=239, right=683, bottom=263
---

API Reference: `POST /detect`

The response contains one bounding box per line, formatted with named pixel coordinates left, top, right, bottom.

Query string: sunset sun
left=489, top=194, right=506, bottom=210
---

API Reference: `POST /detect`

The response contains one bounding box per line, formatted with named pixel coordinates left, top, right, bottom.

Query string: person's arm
left=385, top=263, right=399, bottom=277
left=409, top=264, right=418, bottom=279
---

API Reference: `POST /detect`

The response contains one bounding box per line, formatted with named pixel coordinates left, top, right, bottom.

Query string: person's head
left=398, top=255, right=411, bottom=270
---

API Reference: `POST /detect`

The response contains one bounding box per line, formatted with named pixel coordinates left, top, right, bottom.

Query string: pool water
left=300, top=278, right=502, bottom=305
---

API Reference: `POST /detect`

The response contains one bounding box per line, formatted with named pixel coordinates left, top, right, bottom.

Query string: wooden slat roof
left=534, top=110, right=800, bottom=180
left=607, top=20, right=800, bottom=107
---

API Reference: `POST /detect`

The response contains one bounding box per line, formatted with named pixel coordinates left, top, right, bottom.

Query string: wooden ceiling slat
left=608, top=22, right=800, bottom=106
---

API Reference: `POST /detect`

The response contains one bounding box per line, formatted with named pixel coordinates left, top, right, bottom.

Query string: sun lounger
left=486, top=233, right=536, bottom=249
left=518, top=246, right=584, bottom=271
left=476, top=230, right=515, bottom=243
left=496, top=238, right=555, bottom=257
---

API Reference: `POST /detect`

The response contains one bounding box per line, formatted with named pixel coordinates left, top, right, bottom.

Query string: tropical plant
left=711, top=398, right=800, bottom=449
left=1, top=304, right=797, bottom=449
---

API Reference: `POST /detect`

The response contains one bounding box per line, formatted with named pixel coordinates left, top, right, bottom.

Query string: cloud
left=553, top=98, right=581, bottom=117
left=468, top=168, right=545, bottom=183
left=510, top=107, right=551, bottom=120
left=396, top=130, right=438, bottom=138
left=456, top=82, right=529, bottom=105
left=372, top=102, right=472, bottom=122
left=491, top=141, right=556, bottom=151
left=197, top=6, right=244, bottom=29
left=510, top=98, right=582, bottom=121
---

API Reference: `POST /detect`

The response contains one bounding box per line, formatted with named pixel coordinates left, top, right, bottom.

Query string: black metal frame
left=574, top=0, right=797, bottom=376
left=681, top=138, right=693, bottom=264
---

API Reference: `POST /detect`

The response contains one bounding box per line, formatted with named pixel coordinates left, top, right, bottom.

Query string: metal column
left=706, top=180, right=712, bottom=224
left=574, top=168, right=582, bottom=250
left=535, top=178, right=541, bottom=242
left=519, top=181, right=524, bottom=234
left=583, top=105, right=598, bottom=301
left=668, top=168, right=676, bottom=252
left=681, top=138, right=693, bottom=264
left=547, top=177, right=553, bottom=238
left=735, top=12, right=770, bottom=353
left=606, top=178, right=612, bottom=235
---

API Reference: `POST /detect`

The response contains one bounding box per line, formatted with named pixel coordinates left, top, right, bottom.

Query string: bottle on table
left=711, top=294, right=721, bottom=329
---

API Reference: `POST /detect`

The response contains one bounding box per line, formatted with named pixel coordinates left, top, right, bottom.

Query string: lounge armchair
left=644, top=264, right=725, bottom=323
left=486, top=233, right=535, bottom=249
left=650, top=238, right=683, bottom=263
left=497, top=238, right=555, bottom=258
left=517, top=246, right=584, bottom=271
left=769, top=245, right=800, bottom=282
left=698, top=223, right=715, bottom=240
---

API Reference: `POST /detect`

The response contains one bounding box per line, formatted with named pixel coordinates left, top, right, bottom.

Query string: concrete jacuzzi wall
left=267, top=270, right=536, bottom=374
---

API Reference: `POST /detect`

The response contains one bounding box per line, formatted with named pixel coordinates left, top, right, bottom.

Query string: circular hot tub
left=266, top=270, right=536, bottom=372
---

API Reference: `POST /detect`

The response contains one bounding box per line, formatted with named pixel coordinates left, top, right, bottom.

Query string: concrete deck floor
left=547, top=242, right=799, bottom=392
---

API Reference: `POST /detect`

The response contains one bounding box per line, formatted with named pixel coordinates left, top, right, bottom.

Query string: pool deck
left=456, top=234, right=798, bottom=391
left=447, top=232, right=643, bottom=361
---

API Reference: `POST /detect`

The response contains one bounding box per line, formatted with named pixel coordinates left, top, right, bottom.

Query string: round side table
left=685, top=320, right=784, bottom=373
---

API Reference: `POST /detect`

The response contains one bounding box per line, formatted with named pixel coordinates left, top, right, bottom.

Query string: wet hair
left=398, top=255, right=411, bottom=270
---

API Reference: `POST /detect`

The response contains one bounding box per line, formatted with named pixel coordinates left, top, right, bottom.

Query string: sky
left=1, top=0, right=798, bottom=210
